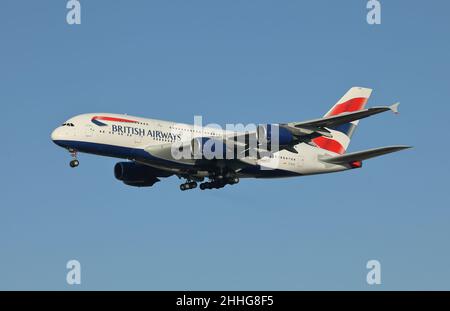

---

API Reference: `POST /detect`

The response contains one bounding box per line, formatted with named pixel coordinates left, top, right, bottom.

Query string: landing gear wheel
left=229, top=177, right=239, bottom=185
left=180, top=181, right=197, bottom=191
left=69, top=149, right=79, bottom=168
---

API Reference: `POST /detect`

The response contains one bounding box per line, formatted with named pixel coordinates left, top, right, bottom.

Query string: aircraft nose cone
left=51, top=127, right=64, bottom=145
left=51, top=128, right=58, bottom=141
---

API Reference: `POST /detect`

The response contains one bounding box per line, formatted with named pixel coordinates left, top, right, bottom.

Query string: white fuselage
left=51, top=113, right=350, bottom=179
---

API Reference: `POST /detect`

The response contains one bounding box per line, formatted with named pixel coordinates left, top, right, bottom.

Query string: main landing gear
left=199, top=177, right=239, bottom=190
left=69, top=149, right=79, bottom=168
left=180, top=181, right=197, bottom=191
left=178, top=172, right=239, bottom=191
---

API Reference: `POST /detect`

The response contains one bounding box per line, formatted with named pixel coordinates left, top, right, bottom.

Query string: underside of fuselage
left=53, top=139, right=303, bottom=180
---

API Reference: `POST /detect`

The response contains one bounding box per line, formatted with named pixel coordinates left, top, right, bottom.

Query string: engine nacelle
left=114, top=162, right=170, bottom=187
left=190, top=137, right=229, bottom=159
left=257, top=124, right=294, bottom=147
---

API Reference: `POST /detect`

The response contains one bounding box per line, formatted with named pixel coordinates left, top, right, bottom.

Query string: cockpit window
left=61, top=123, right=75, bottom=127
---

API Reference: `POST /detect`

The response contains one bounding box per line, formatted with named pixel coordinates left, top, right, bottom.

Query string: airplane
left=51, top=87, right=411, bottom=191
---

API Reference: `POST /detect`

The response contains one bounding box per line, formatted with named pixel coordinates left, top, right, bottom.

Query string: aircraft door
left=85, top=124, right=94, bottom=138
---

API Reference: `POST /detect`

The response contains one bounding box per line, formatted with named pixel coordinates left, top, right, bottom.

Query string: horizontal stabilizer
left=321, top=145, right=411, bottom=164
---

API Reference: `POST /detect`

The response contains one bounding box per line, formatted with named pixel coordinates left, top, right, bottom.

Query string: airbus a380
left=51, top=87, right=410, bottom=191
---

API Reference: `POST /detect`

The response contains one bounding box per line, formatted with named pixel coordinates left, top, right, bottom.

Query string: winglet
left=390, top=102, right=400, bottom=114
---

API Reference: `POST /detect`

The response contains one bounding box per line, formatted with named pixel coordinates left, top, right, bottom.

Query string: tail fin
left=313, top=87, right=372, bottom=154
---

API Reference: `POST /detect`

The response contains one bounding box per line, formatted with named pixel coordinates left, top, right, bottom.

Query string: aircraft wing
left=142, top=103, right=402, bottom=168
left=321, top=145, right=411, bottom=164
left=217, top=103, right=400, bottom=154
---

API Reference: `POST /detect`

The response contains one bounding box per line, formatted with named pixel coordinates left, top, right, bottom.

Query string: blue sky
left=0, top=0, right=449, bottom=290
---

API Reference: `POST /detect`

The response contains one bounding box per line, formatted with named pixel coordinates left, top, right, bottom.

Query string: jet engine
left=114, top=162, right=171, bottom=187
left=256, top=124, right=294, bottom=146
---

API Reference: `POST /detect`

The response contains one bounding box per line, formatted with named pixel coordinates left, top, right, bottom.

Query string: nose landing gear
left=69, top=149, right=79, bottom=168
